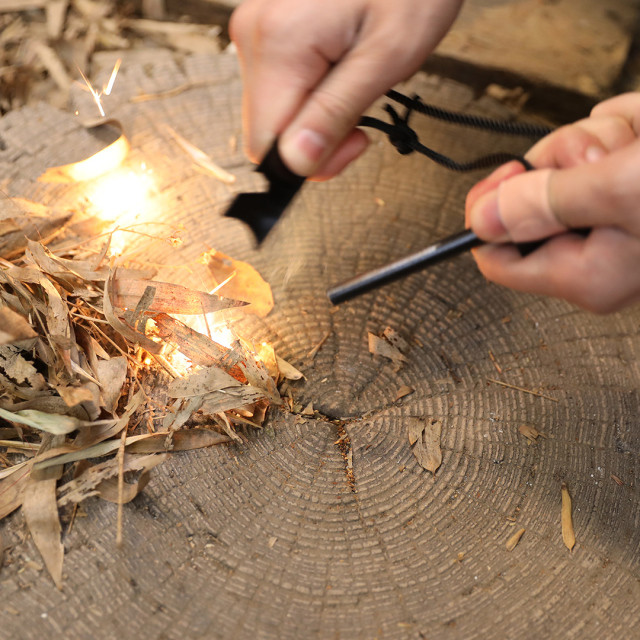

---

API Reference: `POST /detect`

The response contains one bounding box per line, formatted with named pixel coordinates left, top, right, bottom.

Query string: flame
left=87, top=164, right=155, bottom=256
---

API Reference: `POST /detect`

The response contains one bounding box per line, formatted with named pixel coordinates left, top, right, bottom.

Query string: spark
left=104, top=58, right=121, bottom=96
left=76, top=58, right=122, bottom=118
left=78, top=66, right=105, bottom=117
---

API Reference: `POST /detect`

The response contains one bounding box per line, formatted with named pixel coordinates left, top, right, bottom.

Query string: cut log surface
left=435, top=0, right=640, bottom=96
left=1, top=50, right=640, bottom=639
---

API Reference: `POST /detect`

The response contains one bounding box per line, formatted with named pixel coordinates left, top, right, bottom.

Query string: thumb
left=278, top=44, right=425, bottom=176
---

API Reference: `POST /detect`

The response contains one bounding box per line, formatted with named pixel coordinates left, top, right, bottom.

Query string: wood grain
left=0, top=49, right=639, bottom=640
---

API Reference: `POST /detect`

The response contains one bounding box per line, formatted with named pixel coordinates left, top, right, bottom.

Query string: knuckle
left=312, top=89, right=357, bottom=131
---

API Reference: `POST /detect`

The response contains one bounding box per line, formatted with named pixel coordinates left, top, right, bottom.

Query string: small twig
left=115, top=427, right=127, bottom=548
left=0, top=440, right=40, bottom=451
left=66, top=504, right=79, bottom=537
left=306, top=330, right=331, bottom=360
left=130, top=80, right=212, bottom=103
left=488, top=350, right=503, bottom=374
left=487, top=378, right=558, bottom=402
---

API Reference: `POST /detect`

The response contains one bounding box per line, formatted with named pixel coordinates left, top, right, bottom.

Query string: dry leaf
left=0, top=306, right=36, bottom=344
left=0, top=461, right=33, bottom=519
left=561, top=482, right=576, bottom=551
left=167, top=365, right=242, bottom=399
left=56, top=384, right=96, bottom=408
left=96, top=454, right=167, bottom=504
left=0, top=346, right=45, bottom=390
left=276, top=355, right=304, bottom=380
left=506, top=527, right=526, bottom=551
left=368, top=332, right=407, bottom=369
left=34, top=433, right=157, bottom=470
left=204, top=250, right=274, bottom=317
left=95, top=357, right=127, bottom=413
left=382, top=327, right=409, bottom=353
left=408, top=417, right=442, bottom=474
left=0, top=406, right=85, bottom=435
left=199, top=387, right=267, bottom=416
left=301, top=402, right=314, bottom=416
left=58, top=454, right=166, bottom=507
left=126, top=429, right=232, bottom=454
left=22, top=434, right=65, bottom=589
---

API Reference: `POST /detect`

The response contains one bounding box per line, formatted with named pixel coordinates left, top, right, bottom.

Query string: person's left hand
left=465, top=93, right=640, bottom=313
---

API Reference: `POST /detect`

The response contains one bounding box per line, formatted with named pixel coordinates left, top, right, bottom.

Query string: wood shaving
left=505, top=527, right=526, bottom=551
left=561, top=482, right=576, bottom=551
left=518, top=424, right=547, bottom=445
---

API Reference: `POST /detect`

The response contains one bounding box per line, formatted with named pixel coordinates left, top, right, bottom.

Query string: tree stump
left=1, top=50, right=639, bottom=639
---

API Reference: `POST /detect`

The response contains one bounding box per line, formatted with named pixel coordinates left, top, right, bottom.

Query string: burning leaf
left=276, top=355, right=305, bottom=381
left=152, top=313, right=234, bottom=370
left=38, top=120, right=129, bottom=183
left=561, top=482, right=576, bottom=551
left=23, top=434, right=65, bottom=589
left=103, top=270, right=161, bottom=354
left=204, top=250, right=274, bottom=317
left=231, top=343, right=281, bottom=405
left=506, top=527, right=526, bottom=551
left=112, top=278, right=246, bottom=316
left=0, top=461, right=33, bottom=520
left=368, top=332, right=407, bottom=370
left=408, top=417, right=442, bottom=474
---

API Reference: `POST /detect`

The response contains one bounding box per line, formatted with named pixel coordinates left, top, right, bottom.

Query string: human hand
left=465, top=93, right=640, bottom=313
left=229, top=0, right=462, bottom=179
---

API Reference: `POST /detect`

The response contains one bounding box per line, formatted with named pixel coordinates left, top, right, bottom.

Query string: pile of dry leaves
left=0, top=190, right=302, bottom=587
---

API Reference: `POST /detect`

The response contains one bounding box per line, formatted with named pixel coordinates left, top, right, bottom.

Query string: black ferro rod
left=327, top=229, right=482, bottom=305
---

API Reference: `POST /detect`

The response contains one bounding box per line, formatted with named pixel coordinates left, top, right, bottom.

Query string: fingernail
left=585, top=145, right=605, bottom=163
left=469, top=189, right=509, bottom=242
left=280, top=128, right=327, bottom=176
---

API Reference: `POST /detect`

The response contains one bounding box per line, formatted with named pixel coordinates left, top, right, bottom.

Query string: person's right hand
left=229, top=0, right=463, bottom=179
left=465, top=93, right=640, bottom=313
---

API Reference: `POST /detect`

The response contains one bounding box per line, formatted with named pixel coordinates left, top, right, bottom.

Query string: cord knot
left=385, top=104, right=418, bottom=155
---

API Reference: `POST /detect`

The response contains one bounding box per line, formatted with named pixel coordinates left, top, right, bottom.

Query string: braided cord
left=359, top=90, right=546, bottom=173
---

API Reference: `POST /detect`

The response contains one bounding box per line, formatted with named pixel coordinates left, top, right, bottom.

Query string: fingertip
left=468, top=188, right=509, bottom=242
left=310, top=129, right=369, bottom=181
left=466, top=160, right=527, bottom=211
